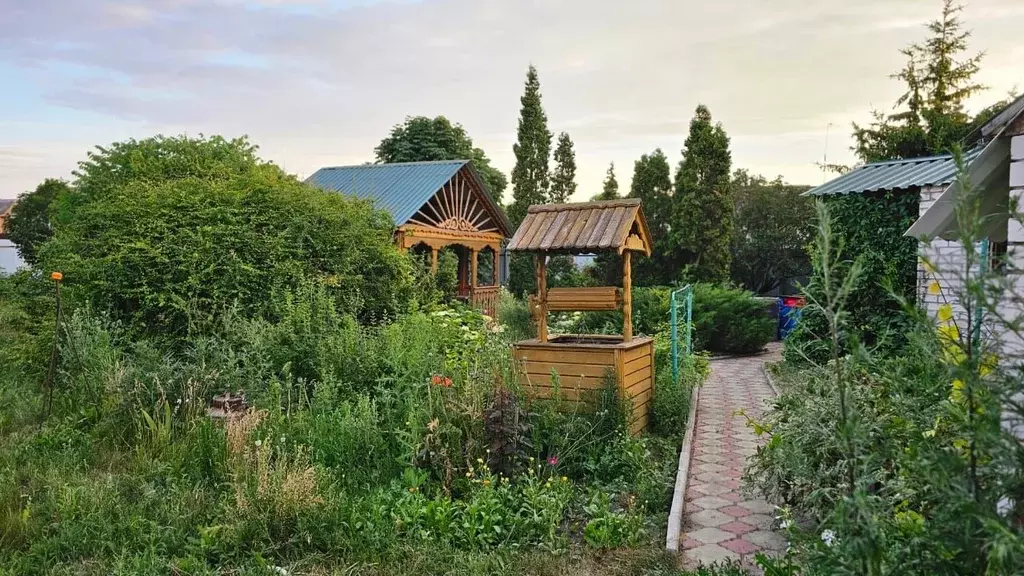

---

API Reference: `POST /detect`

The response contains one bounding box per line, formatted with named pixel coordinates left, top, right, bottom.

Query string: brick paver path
left=681, top=344, right=785, bottom=568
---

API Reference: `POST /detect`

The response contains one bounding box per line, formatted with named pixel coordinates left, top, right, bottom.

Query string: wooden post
left=431, top=248, right=438, bottom=274
left=536, top=254, right=548, bottom=342
left=622, top=251, right=632, bottom=342
left=470, top=248, right=478, bottom=291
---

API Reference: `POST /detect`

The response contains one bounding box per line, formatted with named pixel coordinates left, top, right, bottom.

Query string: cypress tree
left=629, top=149, right=673, bottom=285
left=549, top=132, right=577, bottom=204
left=595, top=163, right=619, bottom=200
left=672, top=105, right=733, bottom=283
left=508, top=65, right=552, bottom=227
left=507, top=65, right=552, bottom=296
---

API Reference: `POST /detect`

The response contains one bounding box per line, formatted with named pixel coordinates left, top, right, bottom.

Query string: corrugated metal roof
left=507, top=199, right=652, bottom=255
left=306, top=160, right=466, bottom=226
left=804, top=148, right=983, bottom=196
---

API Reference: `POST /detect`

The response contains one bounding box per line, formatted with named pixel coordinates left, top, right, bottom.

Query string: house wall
left=918, top=185, right=969, bottom=322
left=1002, top=129, right=1024, bottom=445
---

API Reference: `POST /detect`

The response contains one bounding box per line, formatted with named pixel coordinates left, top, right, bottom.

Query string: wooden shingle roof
left=507, top=198, right=652, bottom=255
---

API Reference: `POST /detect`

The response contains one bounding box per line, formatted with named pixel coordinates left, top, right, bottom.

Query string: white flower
left=254, top=440, right=262, bottom=447
left=279, top=436, right=286, bottom=444
left=780, top=519, right=794, bottom=530
left=821, top=529, right=838, bottom=547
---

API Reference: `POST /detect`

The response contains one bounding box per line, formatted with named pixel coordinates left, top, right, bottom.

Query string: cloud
left=0, top=0, right=1021, bottom=197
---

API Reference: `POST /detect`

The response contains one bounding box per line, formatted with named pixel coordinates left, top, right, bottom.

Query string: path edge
left=665, top=382, right=701, bottom=552
left=762, top=364, right=781, bottom=397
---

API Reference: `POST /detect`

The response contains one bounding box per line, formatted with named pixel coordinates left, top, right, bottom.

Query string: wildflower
left=255, top=440, right=262, bottom=447
left=921, top=259, right=937, bottom=274
left=780, top=519, right=794, bottom=530
left=408, top=487, right=416, bottom=493
left=928, top=281, right=941, bottom=295
left=547, top=455, right=559, bottom=466
left=279, top=436, right=286, bottom=444
left=937, top=303, right=953, bottom=323
left=482, top=479, right=491, bottom=487
left=561, top=476, right=568, bottom=482
left=50, top=271, right=63, bottom=281
left=821, top=529, right=838, bottom=547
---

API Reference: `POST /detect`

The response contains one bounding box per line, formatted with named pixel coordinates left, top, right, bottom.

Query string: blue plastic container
left=778, top=296, right=805, bottom=340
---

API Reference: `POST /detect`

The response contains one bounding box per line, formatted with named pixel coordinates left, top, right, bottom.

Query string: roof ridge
left=527, top=198, right=641, bottom=213
left=319, top=159, right=469, bottom=170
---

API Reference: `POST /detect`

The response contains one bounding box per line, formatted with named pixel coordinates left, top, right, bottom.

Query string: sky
left=0, top=0, right=1021, bottom=202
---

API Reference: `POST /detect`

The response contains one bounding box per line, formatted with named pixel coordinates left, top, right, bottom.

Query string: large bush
left=691, top=284, right=774, bottom=354
left=38, top=140, right=413, bottom=338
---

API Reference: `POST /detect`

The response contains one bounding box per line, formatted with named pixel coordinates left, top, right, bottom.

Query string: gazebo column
left=492, top=246, right=500, bottom=286
left=430, top=247, right=439, bottom=274
left=622, top=251, right=632, bottom=342
left=470, top=248, right=478, bottom=292
left=536, top=254, right=548, bottom=342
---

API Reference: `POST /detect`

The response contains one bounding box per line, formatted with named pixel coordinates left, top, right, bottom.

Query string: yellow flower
left=921, top=259, right=937, bottom=274
left=561, top=476, right=568, bottom=483
left=980, top=353, right=998, bottom=377
left=937, top=324, right=960, bottom=342
left=928, top=281, right=942, bottom=295
left=937, top=304, right=953, bottom=323
left=408, top=487, right=416, bottom=493
left=951, top=379, right=966, bottom=403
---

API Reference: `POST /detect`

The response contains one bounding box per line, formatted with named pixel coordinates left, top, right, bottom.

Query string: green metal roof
left=804, top=148, right=982, bottom=196
left=305, top=160, right=511, bottom=235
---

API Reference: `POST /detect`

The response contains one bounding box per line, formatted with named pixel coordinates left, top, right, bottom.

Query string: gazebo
left=306, top=160, right=512, bottom=315
left=507, top=198, right=656, bottom=433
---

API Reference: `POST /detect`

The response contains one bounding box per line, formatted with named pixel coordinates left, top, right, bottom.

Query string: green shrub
left=691, top=283, right=774, bottom=354
left=651, top=353, right=708, bottom=437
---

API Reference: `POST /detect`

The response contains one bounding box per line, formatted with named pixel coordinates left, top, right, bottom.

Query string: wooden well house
left=307, top=160, right=512, bottom=315
left=508, top=198, right=656, bottom=434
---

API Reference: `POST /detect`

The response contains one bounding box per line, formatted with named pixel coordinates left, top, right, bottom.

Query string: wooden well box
left=514, top=335, right=655, bottom=434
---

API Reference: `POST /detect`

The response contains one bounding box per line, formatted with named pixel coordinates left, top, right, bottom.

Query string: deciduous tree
left=5, top=179, right=70, bottom=266
left=375, top=115, right=507, bottom=204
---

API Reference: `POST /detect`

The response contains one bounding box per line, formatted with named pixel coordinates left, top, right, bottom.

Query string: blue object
left=778, top=296, right=804, bottom=340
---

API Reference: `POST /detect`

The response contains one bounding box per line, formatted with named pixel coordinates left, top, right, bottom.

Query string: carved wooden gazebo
left=306, top=160, right=512, bottom=314
left=507, top=198, right=656, bottom=433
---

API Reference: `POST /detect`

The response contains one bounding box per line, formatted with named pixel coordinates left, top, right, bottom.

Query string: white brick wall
left=918, top=186, right=970, bottom=323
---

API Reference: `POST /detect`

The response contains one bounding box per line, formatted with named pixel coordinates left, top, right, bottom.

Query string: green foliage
left=651, top=353, right=708, bottom=437
left=690, top=284, right=774, bottom=355
left=730, top=170, right=814, bottom=294
left=595, top=162, right=620, bottom=201
left=374, top=115, right=508, bottom=204
left=508, top=65, right=552, bottom=227
left=38, top=160, right=414, bottom=339
left=629, top=149, right=674, bottom=285
left=750, top=193, right=1024, bottom=575
left=673, top=105, right=733, bottom=283
left=852, top=0, right=988, bottom=162
left=549, top=132, right=577, bottom=204
left=785, top=191, right=918, bottom=363
left=5, top=179, right=70, bottom=266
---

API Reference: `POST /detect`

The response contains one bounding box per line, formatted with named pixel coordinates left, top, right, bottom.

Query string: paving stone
left=695, top=453, right=725, bottom=464
left=689, top=496, right=732, bottom=510
left=686, top=526, right=735, bottom=545
left=721, top=537, right=761, bottom=555
left=719, top=505, right=752, bottom=518
left=745, top=529, right=788, bottom=551
left=690, top=483, right=730, bottom=496
left=719, top=520, right=757, bottom=536
left=738, top=499, right=774, bottom=514
left=688, top=509, right=733, bottom=527
left=744, top=513, right=775, bottom=529
left=694, top=463, right=727, bottom=474
left=687, top=543, right=740, bottom=565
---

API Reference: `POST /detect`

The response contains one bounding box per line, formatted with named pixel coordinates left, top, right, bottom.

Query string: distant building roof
left=508, top=198, right=652, bottom=255
left=804, top=148, right=983, bottom=197
left=305, top=160, right=510, bottom=235
left=0, top=199, right=15, bottom=238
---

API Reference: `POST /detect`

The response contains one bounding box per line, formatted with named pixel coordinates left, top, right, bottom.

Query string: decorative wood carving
left=408, top=172, right=500, bottom=233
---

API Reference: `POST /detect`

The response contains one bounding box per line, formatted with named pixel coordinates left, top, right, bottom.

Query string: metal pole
left=671, top=289, right=678, bottom=384
left=685, top=286, right=693, bottom=357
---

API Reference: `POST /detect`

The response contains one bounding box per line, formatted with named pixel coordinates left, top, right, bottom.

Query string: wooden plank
left=514, top=348, right=616, bottom=365
left=538, top=211, right=569, bottom=250
left=565, top=210, right=592, bottom=250
left=626, top=376, right=652, bottom=397
left=623, top=354, right=651, bottom=377
left=549, top=210, right=579, bottom=249
left=627, top=384, right=653, bottom=406
left=623, top=342, right=650, bottom=363
left=520, top=383, right=607, bottom=402
left=599, top=206, right=627, bottom=248
left=547, top=287, right=620, bottom=301
left=520, top=361, right=619, bottom=378
left=547, top=301, right=620, bottom=311
left=622, top=250, right=632, bottom=342
left=521, top=372, right=611, bottom=390
left=517, top=213, right=546, bottom=250
left=623, top=368, right=649, bottom=390
left=583, top=208, right=613, bottom=247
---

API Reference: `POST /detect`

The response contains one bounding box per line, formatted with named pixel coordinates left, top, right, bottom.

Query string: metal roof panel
left=805, top=149, right=983, bottom=196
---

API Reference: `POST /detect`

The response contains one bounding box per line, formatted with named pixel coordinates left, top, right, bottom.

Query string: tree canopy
left=5, top=179, right=70, bottom=266
left=673, top=105, right=733, bottom=283
left=628, top=150, right=673, bottom=285
left=729, top=170, right=813, bottom=294
left=852, top=0, right=988, bottom=162
left=508, top=65, right=552, bottom=227
left=549, top=132, right=577, bottom=204
left=374, top=115, right=508, bottom=204
left=595, top=163, right=619, bottom=201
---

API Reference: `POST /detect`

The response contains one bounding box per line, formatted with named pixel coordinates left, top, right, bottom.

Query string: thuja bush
left=751, top=189, right=1024, bottom=574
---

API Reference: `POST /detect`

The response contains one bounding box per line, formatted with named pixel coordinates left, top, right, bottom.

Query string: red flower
left=547, top=455, right=559, bottom=466
left=443, top=377, right=452, bottom=388
left=431, top=375, right=453, bottom=388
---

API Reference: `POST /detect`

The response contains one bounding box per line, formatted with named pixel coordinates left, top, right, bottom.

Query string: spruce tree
left=549, top=132, right=577, bottom=204
left=628, top=149, right=673, bottom=284
left=508, top=65, right=552, bottom=227
left=507, top=65, right=552, bottom=296
left=595, top=163, right=619, bottom=200
left=672, top=105, right=733, bottom=283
